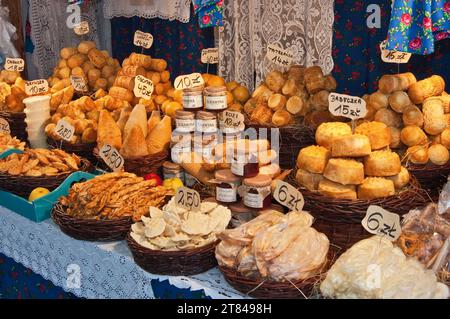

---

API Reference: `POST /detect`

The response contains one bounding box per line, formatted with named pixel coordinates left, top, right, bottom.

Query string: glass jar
left=214, top=169, right=241, bottom=204
left=204, top=86, right=228, bottom=113
left=175, top=110, right=195, bottom=133
left=182, top=87, right=204, bottom=112
left=231, top=152, right=259, bottom=178
left=196, top=111, right=217, bottom=134
left=170, top=133, right=192, bottom=164
left=163, top=161, right=184, bottom=182
left=193, top=132, right=217, bottom=161
left=242, top=175, right=272, bottom=209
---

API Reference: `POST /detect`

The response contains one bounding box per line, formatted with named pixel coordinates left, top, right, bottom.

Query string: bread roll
left=286, top=96, right=304, bottom=115
left=296, top=168, right=324, bottom=191
left=297, top=145, right=330, bottom=174
left=78, top=41, right=96, bottom=55
left=150, top=59, right=168, bottom=72
left=389, top=126, right=402, bottom=149
left=423, top=97, right=447, bottom=135
left=109, top=86, right=134, bottom=102
left=271, top=110, right=292, bottom=127
left=389, top=91, right=411, bottom=113
left=402, top=105, right=424, bottom=127
left=364, top=150, right=401, bottom=176
left=268, top=93, right=287, bottom=110
left=358, top=178, right=395, bottom=200
left=379, top=75, right=401, bottom=94
left=386, top=167, right=410, bottom=189
left=324, top=75, right=337, bottom=91
left=316, top=122, right=352, bottom=149
left=406, top=145, right=429, bottom=164
left=408, top=75, right=445, bottom=104
left=252, top=84, right=273, bottom=102
left=374, top=108, right=402, bottom=127
left=368, top=91, right=389, bottom=110
left=428, top=143, right=449, bottom=165
left=129, top=53, right=152, bottom=68
left=439, top=94, right=450, bottom=113
left=400, top=126, right=428, bottom=146
left=323, top=158, right=365, bottom=185
left=440, top=128, right=450, bottom=148
left=265, top=70, right=285, bottom=93
left=281, top=78, right=297, bottom=96
left=331, top=134, right=371, bottom=157
left=318, top=179, right=357, bottom=200
left=355, top=121, right=391, bottom=150
left=310, top=90, right=329, bottom=111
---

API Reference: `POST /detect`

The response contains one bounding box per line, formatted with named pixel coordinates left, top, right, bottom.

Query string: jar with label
left=204, top=86, right=228, bottom=113
left=242, top=175, right=272, bottom=210
left=170, top=133, right=192, bottom=164
left=182, top=87, right=204, bottom=112
left=231, top=151, right=259, bottom=178
left=196, top=111, right=217, bottom=134
left=193, top=132, right=217, bottom=161
left=175, top=110, right=195, bottom=133
left=214, top=169, right=241, bottom=205
left=163, top=161, right=184, bottom=182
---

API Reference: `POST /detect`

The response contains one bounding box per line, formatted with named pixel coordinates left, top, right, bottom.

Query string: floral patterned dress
left=387, top=0, right=450, bottom=54
left=192, top=0, right=224, bottom=28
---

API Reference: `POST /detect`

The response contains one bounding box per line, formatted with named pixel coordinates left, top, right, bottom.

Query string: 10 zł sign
left=329, top=92, right=367, bottom=120
left=174, top=73, right=205, bottom=90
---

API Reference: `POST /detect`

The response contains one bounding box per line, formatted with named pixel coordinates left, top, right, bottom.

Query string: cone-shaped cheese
left=97, top=110, right=122, bottom=150
left=117, top=105, right=133, bottom=133
left=146, top=115, right=172, bottom=155
left=124, top=104, right=148, bottom=139
left=147, top=110, right=161, bottom=134
left=120, top=126, right=149, bottom=158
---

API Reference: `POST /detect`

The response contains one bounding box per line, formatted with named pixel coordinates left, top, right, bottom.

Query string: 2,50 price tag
left=362, top=205, right=401, bottom=241
left=0, top=118, right=10, bottom=134
left=100, top=144, right=124, bottom=172
left=329, top=92, right=367, bottom=120
left=380, top=40, right=411, bottom=64
left=201, top=48, right=219, bottom=64
left=273, top=180, right=305, bottom=212
left=4, top=58, right=25, bottom=72
left=174, top=73, right=205, bottom=90
left=175, top=187, right=201, bottom=211
left=134, top=75, right=154, bottom=99
left=25, top=79, right=49, bottom=96
left=55, top=119, right=75, bottom=142
left=134, top=30, right=154, bottom=49
left=266, top=44, right=294, bottom=67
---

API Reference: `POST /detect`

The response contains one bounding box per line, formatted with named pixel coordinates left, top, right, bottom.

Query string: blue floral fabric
left=387, top=0, right=450, bottom=54
left=192, top=0, right=224, bottom=28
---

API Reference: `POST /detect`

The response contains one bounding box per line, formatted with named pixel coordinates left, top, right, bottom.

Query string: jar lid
left=204, top=86, right=227, bottom=95
left=163, top=161, right=181, bottom=170
left=228, top=201, right=255, bottom=215
left=215, top=169, right=241, bottom=183
left=184, top=86, right=204, bottom=94
left=196, top=111, right=217, bottom=120
left=243, top=174, right=272, bottom=187
left=258, top=164, right=281, bottom=178
left=175, top=110, right=195, bottom=119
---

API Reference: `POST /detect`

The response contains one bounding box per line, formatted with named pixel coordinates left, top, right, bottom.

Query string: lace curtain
left=28, top=0, right=111, bottom=79
left=103, top=0, right=191, bottom=23
left=218, top=0, right=335, bottom=91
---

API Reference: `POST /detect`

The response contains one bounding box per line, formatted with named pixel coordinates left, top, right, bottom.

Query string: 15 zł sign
left=329, top=93, right=367, bottom=120
left=380, top=40, right=411, bottom=64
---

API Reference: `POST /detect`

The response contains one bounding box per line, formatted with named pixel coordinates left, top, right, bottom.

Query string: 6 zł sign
left=362, top=205, right=401, bottom=241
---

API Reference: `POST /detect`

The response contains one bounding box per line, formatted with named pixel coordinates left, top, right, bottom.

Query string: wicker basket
left=52, top=202, right=133, bottom=241
left=219, top=249, right=337, bottom=299
left=0, top=111, right=28, bottom=142
left=406, top=162, right=450, bottom=202
left=127, top=232, right=218, bottom=276
left=93, top=147, right=168, bottom=176
left=0, top=158, right=92, bottom=198
left=289, top=174, right=428, bottom=250
left=47, top=137, right=96, bottom=164
left=244, top=119, right=315, bottom=170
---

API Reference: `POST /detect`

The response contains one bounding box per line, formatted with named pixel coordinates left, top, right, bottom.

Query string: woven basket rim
left=47, top=136, right=97, bottom=148
left=244, top=117, right=313, bottom=130
left=53, top=202, right=132, bottom=223
left=93, top=147, right=168, bottom=161
left=406, top=161, right=450, bottom=172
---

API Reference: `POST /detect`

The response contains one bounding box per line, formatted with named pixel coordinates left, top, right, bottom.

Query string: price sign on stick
left=273, top=180, right=305, bottom=212
left=100, top=144, right=124, bottom=172
left=0, top=118, right=10, bottom=134
left=380, top=40, right=411, bottom=64
left=70, top=76, right=88, bottom=92
left=74, top=21, right=89, bottom=35
left=175, top=187, right=201, bottom=211
left=329, top=93, right=367, bottom=120
left=266, top=44, right=294, bottom=67
left=134, top=30, right=154, bottom=49
left=220, top=110, right=245, bottom=132
left=25, top=79, right=49, bottom=96
left=362, top=205, right=401, bottom=241
left=174, top=73, right=205, bottom=90
left=134, top=75, right=154, bottom=99
left=201, top=48, right=219, bottom=64
left=5, top=58, right=25, bottom=72
left=55, top=120, right=75, bottom=142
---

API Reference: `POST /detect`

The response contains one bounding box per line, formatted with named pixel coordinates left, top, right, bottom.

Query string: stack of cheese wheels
left=296, top=121, right=411, bottom=200
left=363, top=73, right=449, bottom=166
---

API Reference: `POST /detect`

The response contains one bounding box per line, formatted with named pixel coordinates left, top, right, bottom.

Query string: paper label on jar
left=205, top=95, right=227, bottom=111
left=171, top=143, right=191, bottom=164
left=183, top=94, right=203, bottom=110
left=196, top=119, right=217, bottom=133
left=216, top=186, right=237, bottom=203
left=244, top=192, right=264, bottom=209
left=175, top=118, right=195, bottom=132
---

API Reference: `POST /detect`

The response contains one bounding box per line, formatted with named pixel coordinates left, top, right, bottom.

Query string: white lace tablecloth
left=0, top=206, right=247, bottom=299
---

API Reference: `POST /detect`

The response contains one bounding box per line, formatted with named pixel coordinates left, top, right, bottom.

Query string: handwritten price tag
left=266, top=44, right=294, bottom=67
left=55, top=120, right=75, bottom=142
left=201, top=48, right=219, bottom=64
left=25, top=79, right=49, bottom=96
left=362, top=205, right=401, bottom=241
left=273, top=180, right=305, bottom=212
left=219, top=110, right=245, bottom=132
left=0, top=118, right=10, bottom=134
left=4, top=58, right=24, bottom=72
left=380, top=40, right=411, bottom=64
left=329, top=92, right=367, bottom=120
left=134, top=30, right=154, bottom=49
left=175, top=187, right=201, bottom=211
left=74, top=21, right=89, bottom=35
left=100, top=144, right=124, bottom=172
left=133, top=75, right=154, bottom=99
left=174, top=73, right=205, bottom=90
left=70, top=76, right=88, bottom=92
